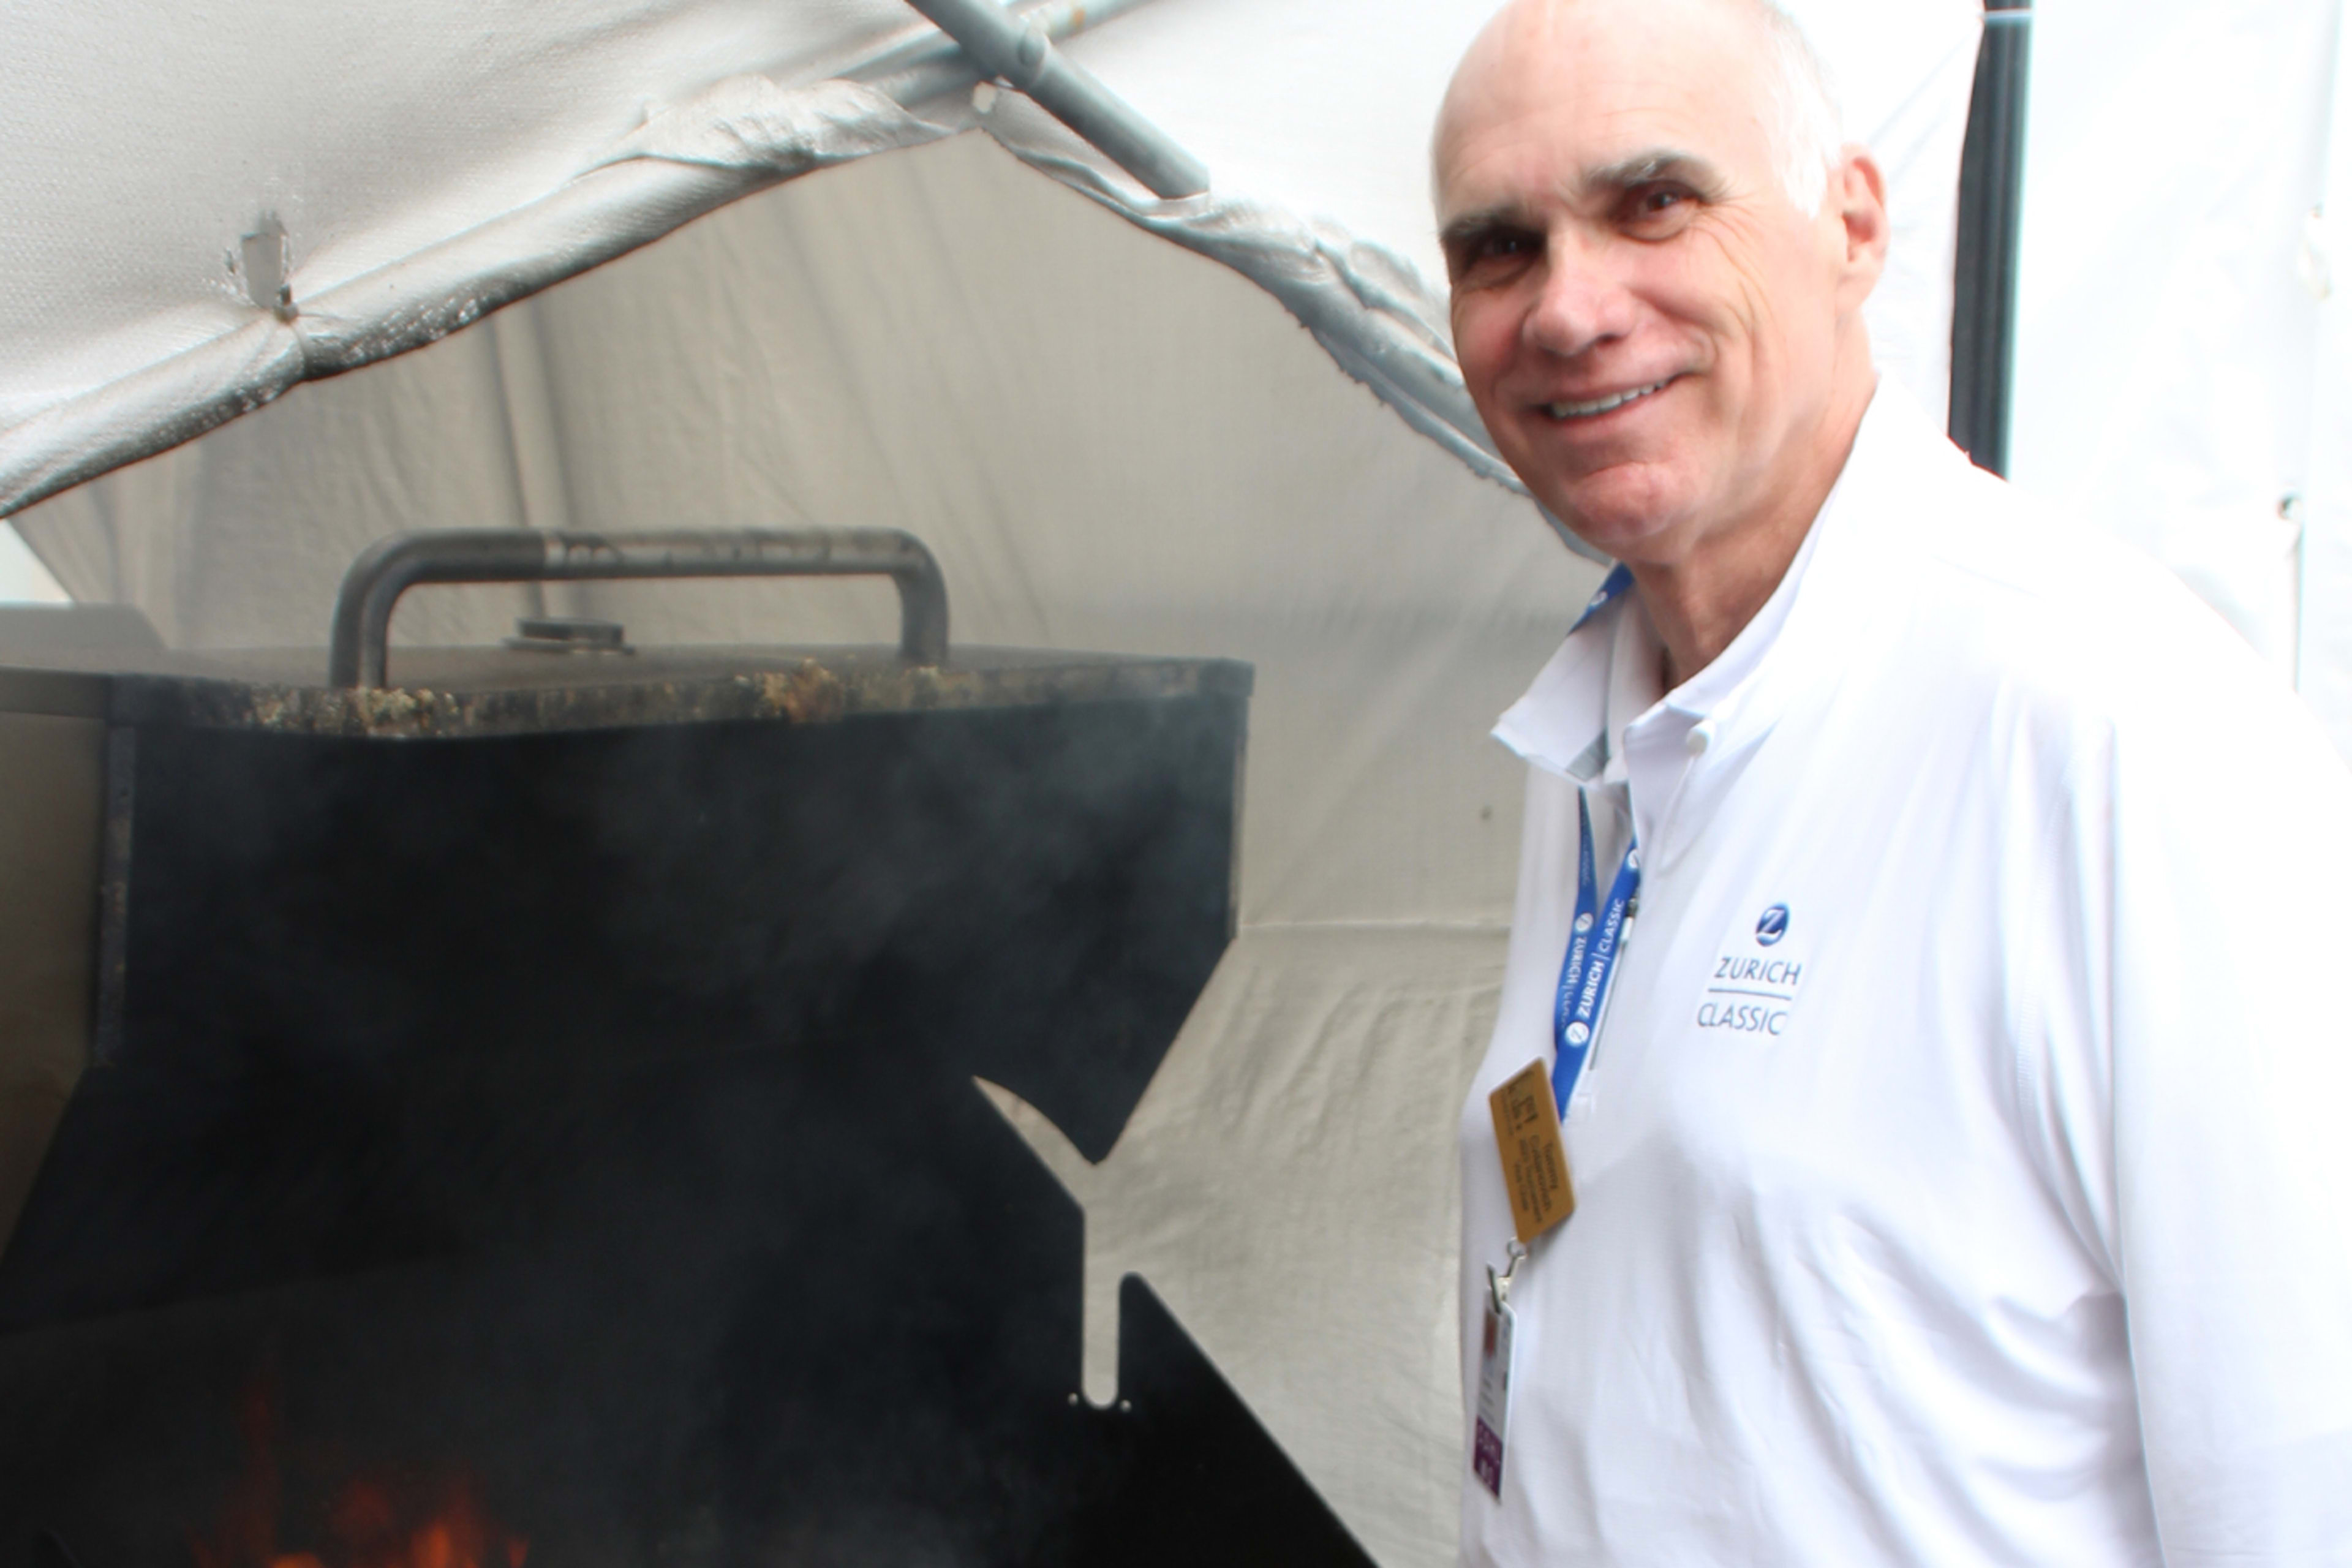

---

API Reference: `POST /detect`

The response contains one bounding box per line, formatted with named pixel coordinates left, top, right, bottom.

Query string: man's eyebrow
left=1438, top=206, right=1531, bottom=251
left=1439, top=149, right=1735, bottom=246
left=1583, top=149, right=1729, bottom=200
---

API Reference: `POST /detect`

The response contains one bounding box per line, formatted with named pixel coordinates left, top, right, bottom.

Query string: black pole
left=1948, top=3, right=2032, bottom=476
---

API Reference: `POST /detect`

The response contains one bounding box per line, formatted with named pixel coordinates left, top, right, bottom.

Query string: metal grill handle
left=328, top=528, right=950, bottom=688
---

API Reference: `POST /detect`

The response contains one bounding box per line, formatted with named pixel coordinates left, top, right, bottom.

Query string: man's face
left=1434, top=0, right=1874, bottom=565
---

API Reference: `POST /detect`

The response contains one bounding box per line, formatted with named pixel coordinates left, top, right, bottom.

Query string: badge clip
left=1485, top=1238, right=1528, bottom=1316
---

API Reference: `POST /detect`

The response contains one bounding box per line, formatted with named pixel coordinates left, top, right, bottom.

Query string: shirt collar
left=1491, top=595, right=1619, bottom=781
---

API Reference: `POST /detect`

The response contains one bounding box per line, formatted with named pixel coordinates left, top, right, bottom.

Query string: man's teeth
left=1547, top=380, right=1670, bottom=419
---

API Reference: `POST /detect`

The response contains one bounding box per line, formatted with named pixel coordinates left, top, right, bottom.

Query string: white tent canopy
left=0, top=0, right=1982, bottom=521
left=2, top=2, right=2341, bottom=1562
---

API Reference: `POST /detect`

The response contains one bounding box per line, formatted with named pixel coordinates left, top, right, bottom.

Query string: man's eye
left=1623, top=185, right=1696, bottom=233
left=1447, top=228, right=1539, bottom=284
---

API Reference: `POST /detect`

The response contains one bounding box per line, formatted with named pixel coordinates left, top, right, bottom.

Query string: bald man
left=1434, top=1, right=2352, bottom=1563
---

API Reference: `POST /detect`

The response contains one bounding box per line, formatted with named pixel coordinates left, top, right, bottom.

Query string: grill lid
left=0, top=528, right=1250, bottom=737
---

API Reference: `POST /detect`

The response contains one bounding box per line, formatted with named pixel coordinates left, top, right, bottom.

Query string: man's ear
left=1834, top=148, right=1890, bottom=307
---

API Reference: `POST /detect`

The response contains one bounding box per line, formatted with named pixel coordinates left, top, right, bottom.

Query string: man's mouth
left=1543, top=379, right=1674, bottom=420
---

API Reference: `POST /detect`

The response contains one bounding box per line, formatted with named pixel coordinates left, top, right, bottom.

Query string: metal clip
left=1486, top=1238, right=1529, bottom=1314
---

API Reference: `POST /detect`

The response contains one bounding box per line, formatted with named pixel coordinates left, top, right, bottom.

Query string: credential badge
left=1754, top=904, right=1789, bottom=946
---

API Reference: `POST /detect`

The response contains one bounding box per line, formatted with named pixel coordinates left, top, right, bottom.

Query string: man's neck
left=1629, top=379, right=1874, bottom=690
left=1629, top=508, right=1815, bottom=691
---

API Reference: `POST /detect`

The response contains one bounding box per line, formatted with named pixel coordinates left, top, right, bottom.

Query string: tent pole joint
left=897, top=0, right=1209, bottom=198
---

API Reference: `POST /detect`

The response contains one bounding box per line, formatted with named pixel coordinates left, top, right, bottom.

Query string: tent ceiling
left=1, top=1, right=919, bottom=425
left=2, top=0, right=1978, bottom=521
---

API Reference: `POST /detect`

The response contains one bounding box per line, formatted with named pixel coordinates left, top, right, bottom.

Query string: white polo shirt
left=1459, top=383, right=2352, bottom=1566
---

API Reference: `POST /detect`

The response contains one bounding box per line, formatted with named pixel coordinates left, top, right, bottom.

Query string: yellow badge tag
left=1489, top=1059, right=1575, bottom=1244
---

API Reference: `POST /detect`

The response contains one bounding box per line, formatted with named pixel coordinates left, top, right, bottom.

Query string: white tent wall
left=0, top=3, right=1982, bottom=1564
left=2302, top=0, right=2352, bottom=755
left=0, top=532, right=66, bottom=603
left=2009, top=0, right=2342, bottom=691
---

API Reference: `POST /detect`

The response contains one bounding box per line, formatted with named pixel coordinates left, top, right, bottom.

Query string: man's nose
left=1524, top=236, right=1638, bottom=359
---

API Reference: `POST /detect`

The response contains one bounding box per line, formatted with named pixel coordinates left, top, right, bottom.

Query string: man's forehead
left=1450, top=0, right=1774, bottom=83
left=1434, top=0, right=1775, bottom=206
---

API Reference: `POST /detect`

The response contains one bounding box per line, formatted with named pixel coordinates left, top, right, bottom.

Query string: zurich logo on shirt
left=1755, top=904, right=1790, bottom=946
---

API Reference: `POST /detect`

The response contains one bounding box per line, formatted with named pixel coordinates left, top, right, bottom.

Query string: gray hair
left=1751, top=0, right=1846, bottom=212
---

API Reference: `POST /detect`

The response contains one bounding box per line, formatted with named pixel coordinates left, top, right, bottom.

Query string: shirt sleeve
left=2040, top=674, right=2352, bottom=1565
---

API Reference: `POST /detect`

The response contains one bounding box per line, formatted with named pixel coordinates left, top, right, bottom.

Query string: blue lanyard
left=1550, top=559, right=1641, bottom=1116
left=1551, top=792, right=1639, bottom=1116
left=1571, top=562, right=1635, bottom=633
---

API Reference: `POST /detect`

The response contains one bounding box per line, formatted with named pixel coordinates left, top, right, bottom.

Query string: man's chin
left=1542, top=480, right=1700, bottom=565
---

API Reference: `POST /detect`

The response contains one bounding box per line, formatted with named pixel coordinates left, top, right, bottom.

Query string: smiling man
left=1434, top=1, right=2352, bottom=1564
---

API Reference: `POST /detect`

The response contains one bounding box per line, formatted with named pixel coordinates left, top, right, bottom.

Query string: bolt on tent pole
left=859, top=0, right=1161, bottom=107
left=896, top=0, right=1210, bottom=198
left=1949, top=2, right=2032, bottom=476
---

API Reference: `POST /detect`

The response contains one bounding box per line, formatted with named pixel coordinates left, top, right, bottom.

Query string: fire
left=191, top=1380, right=527, bottom=1568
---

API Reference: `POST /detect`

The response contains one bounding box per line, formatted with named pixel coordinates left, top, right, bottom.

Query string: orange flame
left=191, top=1381, right=527, bottom=1568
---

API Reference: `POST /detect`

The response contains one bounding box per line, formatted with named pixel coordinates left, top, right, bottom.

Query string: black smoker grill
left=0, top=530, right=1369, bottom=1567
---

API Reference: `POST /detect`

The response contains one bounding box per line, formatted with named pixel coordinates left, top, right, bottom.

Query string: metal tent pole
left=1948, top=2, right=2033, bottom=476
left=895, top=0, right=1210, bottom=198
left=856, top=0, right=1163, bottom=108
